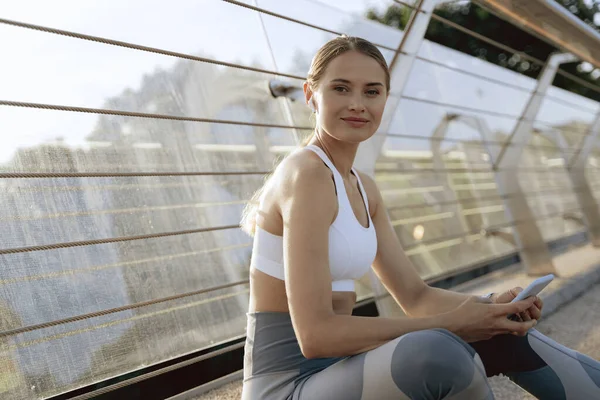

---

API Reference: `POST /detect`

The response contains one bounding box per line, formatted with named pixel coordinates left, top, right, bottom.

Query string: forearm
left=307, top=312, right=449, bottom=358
left=407, top=286, right=476, bottom=317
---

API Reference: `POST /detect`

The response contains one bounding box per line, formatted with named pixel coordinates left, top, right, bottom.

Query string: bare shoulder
left=274, top=148, right=336, bottom=201
left=258, top=149, right=337, bottom=232
left=355, top=169, right=382, bottom=217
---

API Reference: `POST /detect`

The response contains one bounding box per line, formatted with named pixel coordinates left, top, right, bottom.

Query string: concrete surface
left=487, top=281, right=600, bottom=399
left=454, top=243, right=600, bottom=317
left=193, top=244, right=600, bottom=400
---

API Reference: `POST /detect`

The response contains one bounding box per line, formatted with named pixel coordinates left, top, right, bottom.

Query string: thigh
left=292, top=329, right=492, bottom=400
left=291, top=337, right=409, bottom=400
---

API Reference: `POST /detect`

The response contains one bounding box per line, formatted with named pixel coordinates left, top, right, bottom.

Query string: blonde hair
left=240, top=35, right=390, bottom=236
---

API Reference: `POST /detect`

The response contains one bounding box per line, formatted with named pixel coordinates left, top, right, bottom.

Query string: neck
left=308, top=128, right=359, bottom=178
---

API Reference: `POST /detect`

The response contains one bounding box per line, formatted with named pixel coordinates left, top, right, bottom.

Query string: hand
left=491, top=287, right=544, bottom=322
left=443, top=296, right=538, bottom=342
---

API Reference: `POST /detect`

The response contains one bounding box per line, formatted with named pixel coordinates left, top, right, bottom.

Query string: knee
left=390, top=329, right=482, bottom=397
left=394, top=329, right=473, bottom=373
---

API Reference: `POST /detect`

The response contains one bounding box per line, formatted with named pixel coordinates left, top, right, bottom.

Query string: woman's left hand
left=491, top=288, right=543, bottom=322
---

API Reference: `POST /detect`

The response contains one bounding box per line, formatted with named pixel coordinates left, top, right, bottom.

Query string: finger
left=528, top=305, right=542, bottom=320
left=511, top=287, right=524, bottom=296
left=534, top=296, right=544, bottom=310
left=508, top=314, right=521, bottom=322
left=501, top=319, right=537, bottom=335
left=494, top=290, right=512, bottom=304
left=505, top=287, right=523, bottom=302
left=495, top=297, right=536, bottom=316
left=520, top=311, right=532, bottom=321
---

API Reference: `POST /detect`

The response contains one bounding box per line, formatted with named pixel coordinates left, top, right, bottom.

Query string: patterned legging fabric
left=241, top=312, right=600, bottom=399
left=292, top=328, right=600, bottom=399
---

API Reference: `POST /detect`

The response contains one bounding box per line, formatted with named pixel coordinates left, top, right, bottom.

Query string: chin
left=321, top=122, right=378, bottom=143
left=338, top=133, right=376, bottom=145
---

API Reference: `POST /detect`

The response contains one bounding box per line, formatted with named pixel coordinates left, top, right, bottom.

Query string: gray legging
left=242, top=312, right=600, bottom=399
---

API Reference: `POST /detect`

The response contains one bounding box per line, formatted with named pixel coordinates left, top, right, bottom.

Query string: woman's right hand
left=443, top=296, right=538, bottom=342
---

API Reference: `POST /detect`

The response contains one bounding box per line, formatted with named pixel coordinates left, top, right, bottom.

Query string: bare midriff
left=249, top=269, right=357, bottom=316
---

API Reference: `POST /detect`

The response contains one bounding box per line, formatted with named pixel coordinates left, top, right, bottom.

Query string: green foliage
left=366, top=1, right=600, bottom=101
left=556, top=0, right=600, bottom=28
left=365, top=5, right=412, bottom=29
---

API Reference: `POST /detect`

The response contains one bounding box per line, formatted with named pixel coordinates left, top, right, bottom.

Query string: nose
left=348, top=95, right=366, bottom=113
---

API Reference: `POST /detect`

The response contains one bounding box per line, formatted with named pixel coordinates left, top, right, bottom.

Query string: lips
left=341, top=117, right=369, bottom=128
left=341, top=117, right=369, bottom=123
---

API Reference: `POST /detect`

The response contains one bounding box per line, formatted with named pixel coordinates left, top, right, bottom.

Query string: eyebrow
left=331, top=78, right=384, bottom=87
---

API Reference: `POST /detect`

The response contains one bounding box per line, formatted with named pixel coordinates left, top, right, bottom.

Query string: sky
left=0, top=0, right=599, bottom=164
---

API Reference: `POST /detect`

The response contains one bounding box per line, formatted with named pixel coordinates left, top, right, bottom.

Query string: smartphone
left=510, top=274, right=554, bottom=303
left=508, top=274, right=554, bottom=321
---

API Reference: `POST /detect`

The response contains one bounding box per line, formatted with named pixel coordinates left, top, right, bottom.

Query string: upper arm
left=278, top=153, right=337, bottom=347
left=358, top=171, right=428, bottom=315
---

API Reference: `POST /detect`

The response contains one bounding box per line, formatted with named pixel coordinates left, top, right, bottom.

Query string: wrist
left=435, top=308, right=458, bottom=333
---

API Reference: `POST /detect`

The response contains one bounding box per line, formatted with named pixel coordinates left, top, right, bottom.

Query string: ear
left=303, top=81, right=316, bottom=112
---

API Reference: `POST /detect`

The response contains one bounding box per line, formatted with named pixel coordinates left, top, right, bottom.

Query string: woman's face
left=308, top=50, right=388, bottom=144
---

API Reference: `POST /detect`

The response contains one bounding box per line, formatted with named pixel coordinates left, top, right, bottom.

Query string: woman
left=240, top=36, right=600, bottom=399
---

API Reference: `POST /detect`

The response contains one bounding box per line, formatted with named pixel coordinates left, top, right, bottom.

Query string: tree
left=366, top=1, right=600, bottom=101
left=556, top=0, right=600, bottom=29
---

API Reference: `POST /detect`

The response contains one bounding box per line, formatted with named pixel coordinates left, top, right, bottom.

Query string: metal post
left=360, top=0, right=445, bottom=317
left=355, top=0, right=443, bottom=176
left=561, top=112, right=600, bottom=245
left=568, top=112, right=600, bottom=170
left=429, top=114, right=553, bottom=274
left=431, top=114, right=471, bottom=235
left=494, top=168, right=557, bottom=275
left=493, top=52, right=577, bottom=169
left=447, top=112, right=556, bottom=275
left=484, top=52, right=576, bottom=275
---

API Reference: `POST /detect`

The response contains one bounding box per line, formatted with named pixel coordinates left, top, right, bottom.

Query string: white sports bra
left=250, top=145, right=378, bottom=292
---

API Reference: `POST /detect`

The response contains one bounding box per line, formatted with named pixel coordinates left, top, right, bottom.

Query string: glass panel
left=0, top=2, right=299, bottom=397
left=460, top=198, right=508, bottom=230
left=256, top=0, right=406, bottom=49
left=407, top=232, right=517, bottom=279
left=0, top=0, right=276, bottom=69
left=260, top=13, right=396, bottom=78
left=418, top=40, right=537, bottom=93
left=0, top=175, right=263, bottom=250
left=0, top=27, right=290, bottom=124
left=378, top=137, right=496, bottom=170
left=525, top=192, right=580, bottom=218
left=452, top=172, right=500, bottom=199
left=403, top=58, right=530, bottom=117
left=546, top=85, right=600, bottom=116
left=389, top=98, right=518, bottom=143
left=379, top=175, right=447, bottom=204
left=325, top=0, right=419, bottom=12
left=537, top=96, right=598, bottom=130
left=586, top=150, right=600, bottom=204
left=2, top=225, right=253, bottom=398
left=0, top=110, right=300, bottom=175
left=3, top=283, right=249, bottom=399
left=534, top=95, right=595, bottom=157
left=390, top=206, right=466, bottom=248
left=378, top=161, right=504, bottom=247
left=536, top=217, right=585, bottom=243
left=517, top=131, right=581, bottom=230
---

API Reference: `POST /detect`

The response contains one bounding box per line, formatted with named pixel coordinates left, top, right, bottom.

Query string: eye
left=333, top=86, right=349, bottom=92
left=366, top=89, right=380, bottom=96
